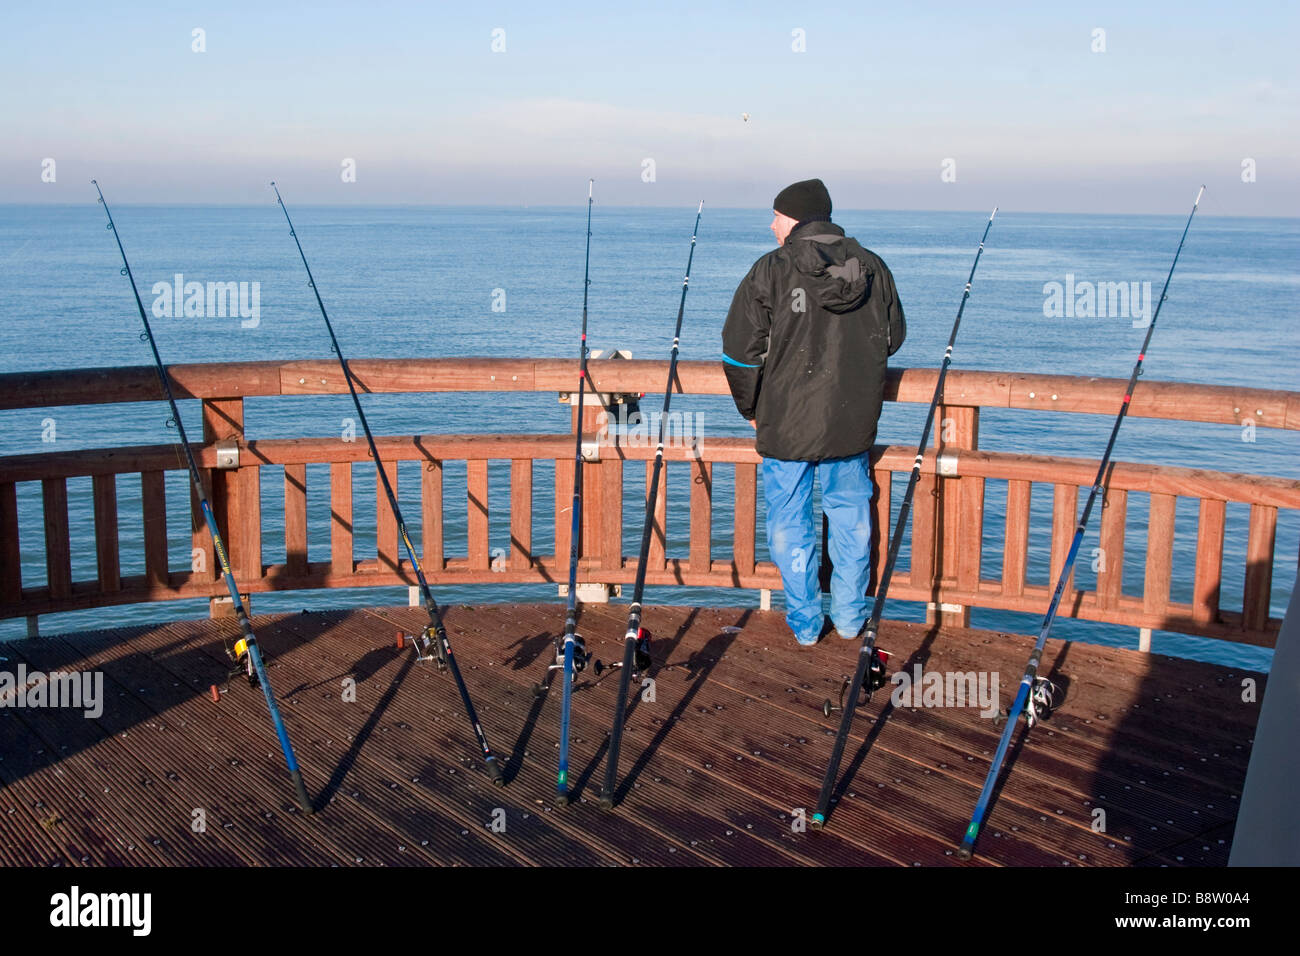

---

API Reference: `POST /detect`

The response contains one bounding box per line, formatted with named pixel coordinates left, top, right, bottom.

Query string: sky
left=2, top=1, right=1296, bottom=214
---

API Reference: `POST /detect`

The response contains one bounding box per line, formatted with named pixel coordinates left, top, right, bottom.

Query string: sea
left=0, top=203, right=1295, bottom=672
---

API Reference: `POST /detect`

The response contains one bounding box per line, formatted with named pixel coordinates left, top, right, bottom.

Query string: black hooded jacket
left=722, top=221, right=906, bottom=461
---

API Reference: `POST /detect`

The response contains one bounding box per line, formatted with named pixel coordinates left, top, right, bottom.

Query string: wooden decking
left=0, top=603, right=1262, bottom=866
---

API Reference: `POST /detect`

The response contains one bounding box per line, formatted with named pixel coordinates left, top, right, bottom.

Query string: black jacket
left=722, top=221, right=906, bottom=461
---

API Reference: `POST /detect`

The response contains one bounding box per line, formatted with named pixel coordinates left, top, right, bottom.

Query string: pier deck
left=0, top=603, right=1261, bottom=866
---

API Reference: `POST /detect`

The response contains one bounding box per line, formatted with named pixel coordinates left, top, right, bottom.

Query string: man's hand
left=748, top=419, right=757, bottom=429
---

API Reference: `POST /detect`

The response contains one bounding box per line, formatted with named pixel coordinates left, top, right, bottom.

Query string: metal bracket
left=937, top=453, right=959, bottom=477
left=559, top=348, right=639, bottom=408
left=580, top=439, right=600, bottom=462
left=927, top=601, right=966, bottom=614
left=215, top=439, right=240, bottom=470
left=558, top=583, right=620, bottom=603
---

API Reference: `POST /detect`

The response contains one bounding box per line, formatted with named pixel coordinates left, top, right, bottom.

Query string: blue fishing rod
left=598, top=200, right=704, bottom=810
left=531, top=180, right=604, bottom=806
left=957, top=186, right=1205, bottom=860
left=92, top=181, right=313, bottom=813
left=271, top=183, right=503, bottom=786
left=811, top=207, right=998, bottom=831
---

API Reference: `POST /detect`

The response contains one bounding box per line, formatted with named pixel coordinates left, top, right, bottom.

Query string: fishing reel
left=533, top=633, right=598, bottom=695
left=991, top=676, right=1062, bottom=729
left=1026, top=676, right=1062, bottom=728
left=593, top=628, right=653, bottom=678
left=411, top=626, right=449, bottom=671
left=226, top=638, right=261, bottom=690
left=821, top=648, right=891, bottom=718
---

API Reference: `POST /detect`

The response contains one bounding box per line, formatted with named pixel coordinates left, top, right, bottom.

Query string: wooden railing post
left=931, top=403, right=979, bottom=627
left=201, top=397, right=249, bottom=618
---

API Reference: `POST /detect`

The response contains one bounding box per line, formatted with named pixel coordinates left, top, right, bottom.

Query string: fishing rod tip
left=697, top=199, right=705, bottom=212
left=990, top=206, right=999, bottom=219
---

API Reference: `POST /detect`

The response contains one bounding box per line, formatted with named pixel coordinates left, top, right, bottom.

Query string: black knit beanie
left=773, top=178, right=832, bottom=222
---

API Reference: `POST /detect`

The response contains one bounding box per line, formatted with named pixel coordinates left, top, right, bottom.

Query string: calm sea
left=0, top=203, right=1295, bottom=671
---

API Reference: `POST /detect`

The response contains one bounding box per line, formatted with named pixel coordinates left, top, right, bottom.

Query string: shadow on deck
left=0, top=604, right=1261, bottom=866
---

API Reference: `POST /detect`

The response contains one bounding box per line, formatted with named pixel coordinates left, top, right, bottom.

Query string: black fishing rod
left=270, top=183, right=503, bottom=786
left=810, top=207, right=998, bottom=830
left=958, top=186, right=1205, bottom=860
left=91, top=181, right=313, bottom=813
left=598, top=200, right=704, bottom=810
left=532, top=179, right=601, bottom=806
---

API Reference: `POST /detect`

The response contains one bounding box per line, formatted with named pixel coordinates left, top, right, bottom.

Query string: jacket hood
left=786, top=222, right=872, bottom=314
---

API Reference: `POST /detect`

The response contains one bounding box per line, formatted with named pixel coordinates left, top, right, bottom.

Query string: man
left=722, top=178, right=906, bottom=645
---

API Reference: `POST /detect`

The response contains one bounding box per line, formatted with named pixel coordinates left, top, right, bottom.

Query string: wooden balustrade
left=0, top=360, right=1296, bottom=651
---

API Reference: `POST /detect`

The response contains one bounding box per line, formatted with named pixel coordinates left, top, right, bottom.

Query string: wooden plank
left=937, top=406, right=978, bottom=588
left=509, top=460, right=533, bottom=571
left=956, top=476, right=984, bottom=591
left=871, top=468, right=891, bottom=593
left=467, top=459, right=490, bottom=571
left=1002, top=479, right=1030, bottom=597
left=0, top=482, right=19, bottom=603
left=330, top=462, right=353, bottom=575
left=648, top=461, right=667, bottom=571
left=4, top=437, right=1296, bottom=509
left=376, top=463, right=399, bottom=575
left=582, top=458, right=601, bottom=565
left=1143, top=493, right=1177, bottom=616
left=734, top=463, right=757, bottom=576
left=1192, top=498, right=1226, bottom=624
left=6, top=362, right=1296, bottom=432
left=1095, top=488, right=1127, bottom=610
left=909, top=474, right=937, bottom=591
left=555, top=457, right=574, bottom=574
left=189, top=472, right=215, bottom=585
left=422, top=460, right=444, bottom=572
left=1243, top=504, right=1278, bottom=631
left=92, top=474, right=121, bottom=593
left=283, top=463, right=308, bottom=575
left=280, top=358, right=537, bottom=396
left=689, top=461, right=712, bottom=572
left=233, top=465, right=262, bottom=580
left=139, top=471, right=168, bottom=590
left=41, top=478, right=72, bottom=600
left=1049, top=483, right=1078, bottom=592
left=601, top=459, right=623, bottom=571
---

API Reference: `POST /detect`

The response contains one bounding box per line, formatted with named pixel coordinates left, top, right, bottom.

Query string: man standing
left=722, top=179, right=906, bottom=645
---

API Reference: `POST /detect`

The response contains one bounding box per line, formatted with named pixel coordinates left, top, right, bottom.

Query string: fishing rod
left=957, top=186, right=1205, bottom=860
left=598, top=200, right=704, bottom=810
left=270, top=183, right=504, bottom=786
left=810, top=207, right=998, bottom=831
left=531, top=179, right=602, bottom=806
left=91, top=180, right=313, bottom=813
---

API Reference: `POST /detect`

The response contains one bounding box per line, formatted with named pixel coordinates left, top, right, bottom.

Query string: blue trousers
left=762, top=451, right=874, bottom=644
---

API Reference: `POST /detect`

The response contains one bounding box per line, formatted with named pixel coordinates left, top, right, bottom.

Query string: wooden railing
left=1, top=360, right=1297, bottom=648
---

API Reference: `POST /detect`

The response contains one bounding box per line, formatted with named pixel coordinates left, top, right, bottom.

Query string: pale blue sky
left=2, top=1, right=1296, bottom=213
